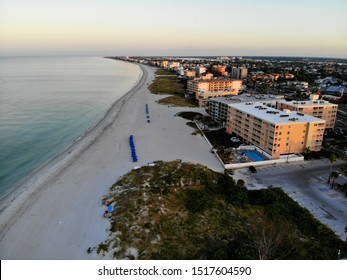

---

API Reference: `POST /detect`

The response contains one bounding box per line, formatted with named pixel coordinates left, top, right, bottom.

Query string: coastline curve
left=0, top=61, right=146, bottom=242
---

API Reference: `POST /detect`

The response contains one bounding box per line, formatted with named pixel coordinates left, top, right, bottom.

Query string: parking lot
left=234, top=158, right=347, bottom=239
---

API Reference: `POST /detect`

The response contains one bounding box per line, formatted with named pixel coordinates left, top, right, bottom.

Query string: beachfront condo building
left=187, top=79, right=242, bottom=107
left=276, top=98, right=338, bottom=129
left=226, top=102, right=326, bottom=159
left=208, top=95, right=282, bottom=126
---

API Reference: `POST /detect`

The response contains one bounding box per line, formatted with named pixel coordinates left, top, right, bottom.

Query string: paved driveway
left=234, top=159, right=347, bottom=239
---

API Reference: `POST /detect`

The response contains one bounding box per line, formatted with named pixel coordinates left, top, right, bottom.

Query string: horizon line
left=1, top=54, right=347, bottom=61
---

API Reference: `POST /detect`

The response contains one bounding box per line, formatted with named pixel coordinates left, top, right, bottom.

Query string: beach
left=0, top=63, right=223, bottom=259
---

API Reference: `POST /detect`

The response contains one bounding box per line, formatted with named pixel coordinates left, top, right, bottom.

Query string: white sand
left=0, top=64, right=223, bottom=259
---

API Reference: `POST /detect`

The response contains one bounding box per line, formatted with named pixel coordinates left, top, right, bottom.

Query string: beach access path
left=0, top=64, right=223, bottom=259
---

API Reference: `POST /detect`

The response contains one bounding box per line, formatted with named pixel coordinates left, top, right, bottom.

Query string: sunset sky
left=1, top=0, right=346, bottom=58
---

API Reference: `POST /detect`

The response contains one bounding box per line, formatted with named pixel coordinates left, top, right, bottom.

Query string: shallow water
left=0, top=56, right=141, bottom=196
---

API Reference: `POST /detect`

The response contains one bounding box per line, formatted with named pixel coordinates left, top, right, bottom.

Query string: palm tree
left=328, top=154, right=337, bottom=183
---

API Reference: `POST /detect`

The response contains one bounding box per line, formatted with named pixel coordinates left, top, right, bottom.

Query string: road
left=234, top=159, right=347, bottom=239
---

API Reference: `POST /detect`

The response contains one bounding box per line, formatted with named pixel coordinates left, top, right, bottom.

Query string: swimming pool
left=245, top=151, right=266, bottom=161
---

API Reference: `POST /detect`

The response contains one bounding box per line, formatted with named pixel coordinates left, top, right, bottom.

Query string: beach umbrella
left=107, top=205, right=113, bottom=212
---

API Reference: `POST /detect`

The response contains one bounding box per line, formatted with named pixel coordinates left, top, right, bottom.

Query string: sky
left=0, top=0, right=347, bottom=58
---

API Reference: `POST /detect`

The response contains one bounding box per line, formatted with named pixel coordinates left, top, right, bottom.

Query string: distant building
left=196, top=90, right=239, bottom=107
left=250, top=73, right=275, bottom=81
left=231, top=67, right=248, bottom=79
left=168, top=61, right=180, bottom=69
left=272, top=73, right=295, bottom=80
left=176, top=66, right=184, bottom=76
left=250, top=73, right=294, bottom=82
left=321, top=95, right=342, bottom=103
left=226, top=102, right=326, bottom=159
left=212, top=65, right=228, bottom=76
left=187, top=79, right=242, bottom=107
left=184, top=70, right=196, bottom=78
left=160, top=61, right=169, bottom=68
left=217, top=56, right=231, bottom=60
left=200, top=73, right=214, bottom=80
left=195, top=66, right=207, bottom=76
left=321, top=86, right=344, bottom=96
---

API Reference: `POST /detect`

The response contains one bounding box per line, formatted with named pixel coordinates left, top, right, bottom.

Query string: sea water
left=0, top=57, right=141, bottom=197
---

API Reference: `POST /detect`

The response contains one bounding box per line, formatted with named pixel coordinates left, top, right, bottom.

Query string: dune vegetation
left=100, top=161, right=346, bottom=260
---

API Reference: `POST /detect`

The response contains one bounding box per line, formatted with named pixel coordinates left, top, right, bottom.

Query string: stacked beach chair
left=129, top=135, right=138, bottom=162
left=146, top=104, right=150, bottom=123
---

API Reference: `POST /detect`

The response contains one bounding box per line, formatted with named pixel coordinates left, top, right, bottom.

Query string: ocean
left=0, top=56, right=142, bottom=197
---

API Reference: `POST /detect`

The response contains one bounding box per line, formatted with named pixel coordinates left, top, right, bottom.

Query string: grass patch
left=155, top=69, right=176, bottom=75
left=176, top=111, right=203, bottom=120
left=158, top=96, right=198, bottom=107
left=149, top=72, right=198, bottom=108
left=148, top=76, right=185, bottom=95
left=204, top=129, right=240, bottom=148
left=186, top=121, right=197, bottom=129
left=185, top=122, right=201, bottom=135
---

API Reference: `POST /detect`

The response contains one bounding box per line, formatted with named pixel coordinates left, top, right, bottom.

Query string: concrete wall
left=224, top=154, right=304, bottom=169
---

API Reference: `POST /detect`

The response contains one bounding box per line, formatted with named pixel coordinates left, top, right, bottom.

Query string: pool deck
left=244, top=150, right=267, bottom=162
left=219, top=145, right=304, bottom=169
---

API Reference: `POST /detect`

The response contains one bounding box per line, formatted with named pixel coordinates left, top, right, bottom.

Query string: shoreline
left=0, top=62, right=222, bottom=259
left=0, top=62, right=145, bottom=245
left=0, top=57, right=143, bottom=206
left=0, top=60, right=144, bottom=212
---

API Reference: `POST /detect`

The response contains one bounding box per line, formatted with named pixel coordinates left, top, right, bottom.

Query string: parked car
left=249, top=166, right=257, bottom=173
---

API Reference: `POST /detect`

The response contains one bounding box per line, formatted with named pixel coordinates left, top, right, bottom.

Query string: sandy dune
left=0, top=64, right=223, bottom=259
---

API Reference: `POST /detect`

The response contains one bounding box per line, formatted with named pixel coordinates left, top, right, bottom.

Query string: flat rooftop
left=210, top=94, right=285, bottom=104
left=229, top=102, right=325, bottom=125
left=199, top=90, right=237, bottom=95
left=191, top=78, right=241, bottom=83
left=278, top=99, right=337, bottom=107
